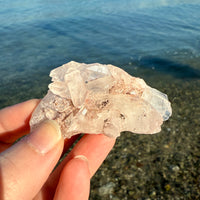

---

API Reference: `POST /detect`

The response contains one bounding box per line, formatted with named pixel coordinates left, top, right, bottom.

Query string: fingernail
left=74, top=155, right=90, bottom=174
left=74, top=155, right=88, bottom=162
left=26, top=120, right=62, bottom=154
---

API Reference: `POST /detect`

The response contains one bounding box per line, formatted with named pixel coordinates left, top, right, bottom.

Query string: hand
left=0, top=99, right=116, bottom=200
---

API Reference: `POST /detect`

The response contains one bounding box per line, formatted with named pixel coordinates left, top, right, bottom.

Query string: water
left=0, top=1, right=200, bottom=100
left=0, top=0, right=200, bottom=199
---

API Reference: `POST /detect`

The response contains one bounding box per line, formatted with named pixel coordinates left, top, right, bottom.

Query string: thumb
left=0, top=120, right=64, bottom=200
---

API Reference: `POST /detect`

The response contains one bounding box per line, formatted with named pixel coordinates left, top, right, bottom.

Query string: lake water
left=1, top=0, right=200, bottom=107
left=0, top=0, right=200, bottom=199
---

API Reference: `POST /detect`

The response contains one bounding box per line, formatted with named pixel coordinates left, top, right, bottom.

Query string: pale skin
left=0, top=99, right=116, bottom=200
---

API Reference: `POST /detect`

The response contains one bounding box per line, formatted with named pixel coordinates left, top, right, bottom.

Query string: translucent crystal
left=30, top=61, right=172, bottom=138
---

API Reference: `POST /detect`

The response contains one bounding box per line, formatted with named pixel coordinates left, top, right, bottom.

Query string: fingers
left=38, top=134, right=115, bottom=199
left=0, top=142, right=11, bottom=153
left=59, top=134, right=116, bottom=177
left=54, top=155, right=90, bottom=200
left=0, top=99, right=40, bottom=143
left=0, top=120, right=64, bottom=200
left=62, top=134, right=80, bottom=157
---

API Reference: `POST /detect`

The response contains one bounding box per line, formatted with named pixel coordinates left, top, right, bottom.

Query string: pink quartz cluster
left=30, top=61, right=172, bottom=138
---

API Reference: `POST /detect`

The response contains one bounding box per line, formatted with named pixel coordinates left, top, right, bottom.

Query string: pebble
left=165, top=184, right=171, bottom=191
left=98, top=182, right=115, bottom=196
left=172, top=165, right=180, bottom=172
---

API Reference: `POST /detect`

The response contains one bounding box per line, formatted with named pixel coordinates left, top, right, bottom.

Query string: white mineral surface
left=30, top=61, right=172, bottom=138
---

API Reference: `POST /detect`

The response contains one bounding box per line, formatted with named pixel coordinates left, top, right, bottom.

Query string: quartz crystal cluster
left=30, top=61, right=172, bottom=138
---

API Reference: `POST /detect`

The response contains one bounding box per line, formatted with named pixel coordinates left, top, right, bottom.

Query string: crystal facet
left=30, top=61, right=172, bottom=138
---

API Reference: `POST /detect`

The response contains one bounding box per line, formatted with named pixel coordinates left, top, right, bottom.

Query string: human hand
left=0, top=99, right=116, bottom=200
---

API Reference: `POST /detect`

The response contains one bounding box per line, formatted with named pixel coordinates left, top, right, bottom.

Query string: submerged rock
left=30, top=61, right=172, bottom=138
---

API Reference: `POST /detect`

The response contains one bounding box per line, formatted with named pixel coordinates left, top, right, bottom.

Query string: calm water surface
left=0, top=0, right=200, bottom=199
left=0, top=1, right=200, bottom=105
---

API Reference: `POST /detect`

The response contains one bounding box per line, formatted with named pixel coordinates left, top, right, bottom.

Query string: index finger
left=35, top=134, right=116, bottom=199
left=0, top=99, right=40, bottom=143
